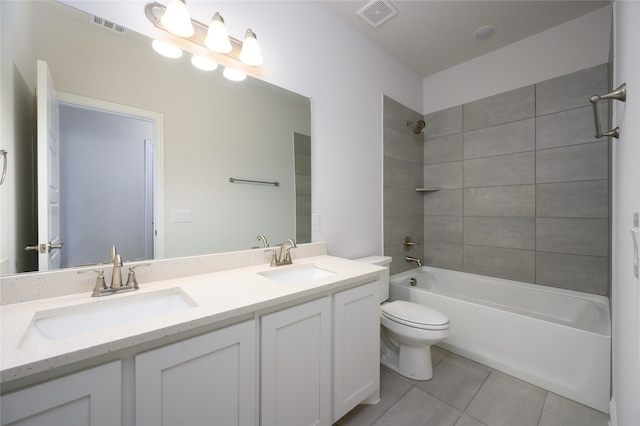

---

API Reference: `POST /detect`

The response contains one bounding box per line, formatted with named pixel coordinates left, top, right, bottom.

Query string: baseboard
left=609, top=397, right=617, bottom=426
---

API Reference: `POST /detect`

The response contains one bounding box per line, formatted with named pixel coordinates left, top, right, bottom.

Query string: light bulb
left=152, top=40, right=182, bottom=58
left=239, top=29, right=263, bottom=66
left=160, top=0, right=194, bottom=38
left=191, top=55, right=218, bottom=71
left=223, top=67, right=246, bottom=82
left=205, top=12, right=232, bottom=53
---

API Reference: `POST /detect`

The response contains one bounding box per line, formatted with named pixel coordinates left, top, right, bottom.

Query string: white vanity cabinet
left=260, top=297, right=332, bottom=426
left=135, top=320, right=256, bottom=426
left=0, top=361, right=122, bottom=426
left=333, top=281, right=380, bottom=421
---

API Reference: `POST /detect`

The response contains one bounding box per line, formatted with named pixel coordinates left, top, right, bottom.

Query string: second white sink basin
left=20, top=288, right=197, bottom=347
left=258, top=264, right=336, bottom=285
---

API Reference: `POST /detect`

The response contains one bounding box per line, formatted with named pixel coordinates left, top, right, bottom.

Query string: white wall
left=611, top=2, right=640, bottom=424
left=0, top=1, right=37, bottom=274
left=423, top=6, right=612, bottom=114
left=61, top=0, right=424, bottom=259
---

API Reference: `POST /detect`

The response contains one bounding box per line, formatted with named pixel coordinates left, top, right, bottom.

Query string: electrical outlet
left=312, top=214, right=320, bottom=231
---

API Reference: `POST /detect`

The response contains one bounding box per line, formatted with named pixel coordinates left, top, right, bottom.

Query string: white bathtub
left=389, top=266, right=611, bottom=413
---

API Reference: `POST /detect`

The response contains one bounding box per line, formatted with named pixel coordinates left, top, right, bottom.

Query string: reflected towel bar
left=0, top=150, right=6, bottom=186
left=229, top=177, right=280, bottom=186
left=590, top=83, right=626, bottom=139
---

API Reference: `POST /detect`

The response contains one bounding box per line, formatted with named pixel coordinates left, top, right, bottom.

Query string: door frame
left=57, top=92, right=165, bottom=259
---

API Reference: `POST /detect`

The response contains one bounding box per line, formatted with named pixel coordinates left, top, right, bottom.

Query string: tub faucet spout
left=405, top=256, right=422, bottom=267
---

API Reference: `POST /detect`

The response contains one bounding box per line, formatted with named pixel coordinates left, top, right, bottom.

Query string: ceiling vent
left=358, top=0, right=398, bottom=28
left=89, top=15, right=126, bottom=35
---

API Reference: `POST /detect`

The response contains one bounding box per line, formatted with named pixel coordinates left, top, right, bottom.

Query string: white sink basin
left=258, top=264, right=336, bottom=285
left=20, top=288, right=197, bottom=347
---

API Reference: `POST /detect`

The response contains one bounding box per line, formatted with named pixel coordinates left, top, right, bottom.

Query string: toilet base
left=380, top=342, right=434, bottom=381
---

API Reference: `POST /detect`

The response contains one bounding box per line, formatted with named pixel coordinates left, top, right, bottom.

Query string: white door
left=0, top=361, right=122, bottom=426
left=135, top=321, right=256, bottom=426
left=31, top=60, right=62, bottom=270
left=261, top=297, right=331, bottom=426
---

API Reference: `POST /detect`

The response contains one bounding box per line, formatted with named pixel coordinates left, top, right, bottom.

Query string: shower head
left=405, top=120, right=426, bottom=134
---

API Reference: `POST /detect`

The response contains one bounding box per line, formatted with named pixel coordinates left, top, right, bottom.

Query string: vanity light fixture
left=151, top=39, right=183, bottom=58
left=239, top=29, right=263, bottom=66
left=474, top=25, right=496, bottom=40
left=191, top=54, right=218, bottom=71
left=223, top=67, right=247, bottom=82
left=205, top=12, right=232, bottom=53
left=146, top=2, right=263, bottom=67
left=160, top=0, right=194, bottom=38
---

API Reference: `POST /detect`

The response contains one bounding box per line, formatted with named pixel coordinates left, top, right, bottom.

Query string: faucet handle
left=78, top=269, right=107, bottom=297
left=265, top=248, right=278, bottom=266
left=125, top=263, right=150, bottom=290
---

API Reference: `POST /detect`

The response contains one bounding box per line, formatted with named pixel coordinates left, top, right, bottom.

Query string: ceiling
left=322, top=0, right=610, bottom=78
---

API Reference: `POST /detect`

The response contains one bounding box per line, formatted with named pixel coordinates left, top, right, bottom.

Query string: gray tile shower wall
left=294, top=133, right=312, bottom=244
left=383, top=96, right=425, bottom=275
left=419, top=63, right=609, bottom=295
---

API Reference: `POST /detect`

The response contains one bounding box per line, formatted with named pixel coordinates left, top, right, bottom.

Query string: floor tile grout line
left=460, top=365, right=495, bottom=414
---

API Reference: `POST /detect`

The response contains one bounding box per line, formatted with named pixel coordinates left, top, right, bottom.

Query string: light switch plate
left=172, top=209, right=191, bottom=223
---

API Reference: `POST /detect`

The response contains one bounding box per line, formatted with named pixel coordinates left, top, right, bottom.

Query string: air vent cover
left=89, top=15, right=126, bottom=34
left=358, top=0, right=398, bottom=28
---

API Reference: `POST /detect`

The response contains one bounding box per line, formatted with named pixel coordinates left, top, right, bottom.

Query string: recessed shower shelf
left=415, top=187, right=441, bottom=192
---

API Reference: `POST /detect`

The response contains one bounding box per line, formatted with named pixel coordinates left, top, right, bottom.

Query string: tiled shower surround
left=384, top=63, right=610, bottom=296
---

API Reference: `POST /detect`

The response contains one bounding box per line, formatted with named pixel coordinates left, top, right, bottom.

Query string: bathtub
left=389, top=267, right=611, bottom=413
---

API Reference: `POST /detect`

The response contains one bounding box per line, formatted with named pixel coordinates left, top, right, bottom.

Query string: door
left=0, top=361, right=121, bottom=426
left=135, top=321, right=256, bottom=426
left=333, top=281, right=380, bottom=421
left=30, top=60, right=62, bottom=270
left=58, top=102, right=155, bottom=267
left=261, top=297, right=331, bottom=426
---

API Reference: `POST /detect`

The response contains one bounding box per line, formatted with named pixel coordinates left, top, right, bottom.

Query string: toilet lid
left=381, top=301, right=449, bottom=330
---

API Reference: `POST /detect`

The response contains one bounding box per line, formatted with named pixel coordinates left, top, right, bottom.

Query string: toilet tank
left=354, top=256, right=392, bottom=303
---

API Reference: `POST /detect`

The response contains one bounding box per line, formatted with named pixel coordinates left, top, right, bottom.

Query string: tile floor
left=336, top=346, right=609, bottom=426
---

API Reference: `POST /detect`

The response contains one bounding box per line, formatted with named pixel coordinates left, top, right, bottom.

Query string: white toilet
left=356, top=256, right=450, bottom=380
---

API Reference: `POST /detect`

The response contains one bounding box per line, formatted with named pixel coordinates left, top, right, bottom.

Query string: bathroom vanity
left=0, top=248, right=383, bottom=426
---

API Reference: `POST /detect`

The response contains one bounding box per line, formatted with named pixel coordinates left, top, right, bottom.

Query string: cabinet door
left=0, top=361, right=122, bottom=426
left=333, top=282, right=380, bottom=421
left=135, top=320, right=256, bottom=426
left=261, top=297, right=331, bottom=426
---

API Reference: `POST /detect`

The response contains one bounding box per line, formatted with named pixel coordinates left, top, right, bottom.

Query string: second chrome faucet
left=267, top=239, right=297, bottom=267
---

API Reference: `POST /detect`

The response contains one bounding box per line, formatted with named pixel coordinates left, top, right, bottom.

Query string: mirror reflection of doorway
left=59, top=102, right=155, bottom=267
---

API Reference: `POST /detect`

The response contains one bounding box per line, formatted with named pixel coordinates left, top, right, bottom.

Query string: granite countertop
left=1, top=255, right=383, bottom=384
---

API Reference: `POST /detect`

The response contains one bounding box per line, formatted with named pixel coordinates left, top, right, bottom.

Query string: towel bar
left=590, top=83, right=626, bottom=139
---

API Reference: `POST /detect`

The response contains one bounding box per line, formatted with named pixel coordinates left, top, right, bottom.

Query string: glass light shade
left=239, top=29, right=263, bottom=66
left=152, top=40, right=183, bottom=58
left=205, top=13, right=232, bottom=53
left=191, top=55, right=218, bottom=71
left=160, top=0, right=194, bottom=38
left=223, top=67, right=246, bottom=82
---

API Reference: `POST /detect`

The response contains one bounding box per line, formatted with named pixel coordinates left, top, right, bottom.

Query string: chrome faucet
left=268, top=239, right=297, bottom=267
left=406, top=256, right=422, bottom=267
left=110, top=245, right=123, bottom=289
left=256, top=234, right=269, bottom=248
left=86, top=245, right=149, bottom=297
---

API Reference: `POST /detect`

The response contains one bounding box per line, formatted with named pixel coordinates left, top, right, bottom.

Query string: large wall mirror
left=0, top=0, right=311, bottom=276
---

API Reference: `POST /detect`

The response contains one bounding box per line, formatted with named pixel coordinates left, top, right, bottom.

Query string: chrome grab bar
left=0, top=150, right=7, bottom=186
left=229, top=177, right=280, bottom=187
left=590, top=83, right=626, bottom=139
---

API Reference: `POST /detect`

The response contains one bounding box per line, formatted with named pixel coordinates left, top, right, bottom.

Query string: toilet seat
left=381, top=301, right=449, bottom=330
